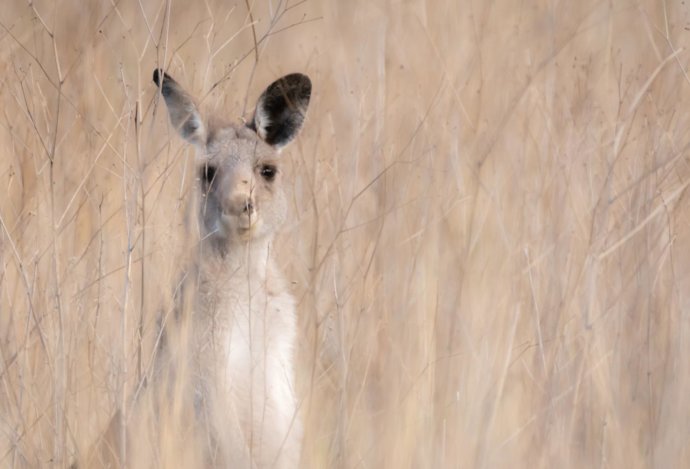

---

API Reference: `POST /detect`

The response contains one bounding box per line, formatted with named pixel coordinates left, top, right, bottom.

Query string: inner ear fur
left=250, top=73, right=312, bottom=149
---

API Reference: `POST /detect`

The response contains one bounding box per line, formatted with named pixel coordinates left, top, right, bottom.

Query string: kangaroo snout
left=224, top=192, right=255, bottom=216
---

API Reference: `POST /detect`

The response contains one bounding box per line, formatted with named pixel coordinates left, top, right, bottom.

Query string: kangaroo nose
left=243, top=198, right=254, bottom=213
left=225, top=194, right=255, bottom=216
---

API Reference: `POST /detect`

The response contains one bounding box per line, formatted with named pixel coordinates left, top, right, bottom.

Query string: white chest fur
left=190, top=247, right=301, bottom=468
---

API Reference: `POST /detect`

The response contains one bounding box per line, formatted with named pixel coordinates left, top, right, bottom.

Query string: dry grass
left=1, top=0, right=690, bottom=467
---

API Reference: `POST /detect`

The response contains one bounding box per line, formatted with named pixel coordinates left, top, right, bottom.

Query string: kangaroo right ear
left=153, top=69, right=207, bottom=146
left=249, top=73, right=311, bottom=150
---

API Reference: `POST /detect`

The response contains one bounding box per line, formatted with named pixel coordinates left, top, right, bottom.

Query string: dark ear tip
left=152, top=68, right=162, bottom=87
left=303, top=74, right=312, bottom=88
left=292, top=72, right=311, bottom=86
left=152, top=68, right=172, bottom=88
left=286, top=73, right=312, bottom=97
left=302, top=74, right=312, bottom=97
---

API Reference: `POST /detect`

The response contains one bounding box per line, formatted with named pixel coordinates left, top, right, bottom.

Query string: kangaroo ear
left=153, top=69, right=207, bottom=146
left=250, top=73, right=311, bottom=149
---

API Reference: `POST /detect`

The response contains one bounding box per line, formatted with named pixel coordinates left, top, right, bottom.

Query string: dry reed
left=1, top=0, right=689, bottom=468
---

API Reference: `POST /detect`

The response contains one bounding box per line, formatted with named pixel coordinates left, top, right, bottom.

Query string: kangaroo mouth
left=211, top=212, right=264, bottom=244
left=227, top=213, right=261, bottom=239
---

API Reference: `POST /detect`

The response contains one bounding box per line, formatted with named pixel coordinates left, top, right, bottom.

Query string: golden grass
left=1, top=0, right=690, bottom=467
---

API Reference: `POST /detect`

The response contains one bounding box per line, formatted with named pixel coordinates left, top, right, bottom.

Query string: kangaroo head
left=153, top=69, right=311, bottom=247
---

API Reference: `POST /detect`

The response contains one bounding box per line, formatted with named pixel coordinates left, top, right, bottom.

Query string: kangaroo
left=72, top=71, right=310, bottom=469
left=147, top=69, right=311, bottom=468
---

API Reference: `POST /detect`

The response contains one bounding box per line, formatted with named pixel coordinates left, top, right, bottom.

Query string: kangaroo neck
left=198, top=235, right=274, bottom=284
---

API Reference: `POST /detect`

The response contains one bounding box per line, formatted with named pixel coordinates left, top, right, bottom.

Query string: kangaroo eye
left=259, top=164, right=277, bottom=182
left=199, top=164, right=217, bottom=189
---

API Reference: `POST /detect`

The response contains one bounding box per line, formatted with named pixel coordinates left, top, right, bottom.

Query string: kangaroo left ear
left=249, top=73, right=311, bottom=149
left=153, top=69, right=207, bottom=147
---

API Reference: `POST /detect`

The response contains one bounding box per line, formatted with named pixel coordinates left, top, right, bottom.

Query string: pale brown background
left=1, top=0, right=690, bottom=468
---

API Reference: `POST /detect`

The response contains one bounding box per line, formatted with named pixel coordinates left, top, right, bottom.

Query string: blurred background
left=1, top=0, right=690, bottom=467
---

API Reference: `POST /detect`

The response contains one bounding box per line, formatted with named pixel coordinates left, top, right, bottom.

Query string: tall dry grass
left=1, top=0, right=690, bottom=467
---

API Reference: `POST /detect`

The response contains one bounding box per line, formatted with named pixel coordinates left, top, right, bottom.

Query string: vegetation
left=0, top=1, right=688, bottom=467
